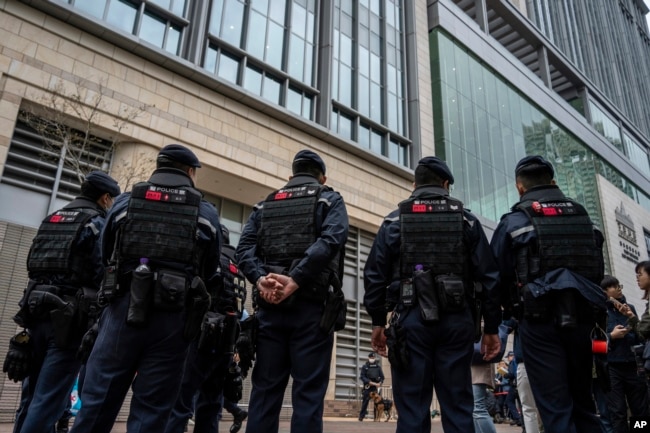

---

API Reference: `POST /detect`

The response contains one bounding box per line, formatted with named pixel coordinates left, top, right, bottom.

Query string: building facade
left=0, top=0, right=649, bottom=421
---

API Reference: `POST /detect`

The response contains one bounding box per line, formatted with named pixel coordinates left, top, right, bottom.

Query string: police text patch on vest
left=49, top=210, right=85, bottom=223
left=530, top=201, right=579, bottom=216
left=272, top=186, right=320, bottom=200
left=631, top=417, right=650, bottom=431
left=144, top=186, right=188, bottom=203
left=406, top=199, right=459, bottom=213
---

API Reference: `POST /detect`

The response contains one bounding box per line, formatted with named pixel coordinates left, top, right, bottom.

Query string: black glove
left=223, top=364, right=243, bottom=403
left=76, top=322, right=99, bottom=364
left=236, top=315, right=256, bottom=378
left=235, top=333, right=254, bottom=378
left=3, top=330, right=32, bottom=382
left=385, top=324, right=409, bottom=371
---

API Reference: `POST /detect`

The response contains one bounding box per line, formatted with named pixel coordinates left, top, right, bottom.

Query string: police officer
left=5, top=171, right=120, bottom=433
left=490, top=155, right=606, bottom=433
left=363, top=156, right=501, bottom=433
left=358, top=352, right=384, bottom=421
left=70, top=144, right=222, bottom=433
left=235, top=149, right=349, bottom=433
left=165, top=224, right=245, bottom=433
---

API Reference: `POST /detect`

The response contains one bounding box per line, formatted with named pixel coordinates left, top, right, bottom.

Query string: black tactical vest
left=259, top=184, right=325, bottom=267
left=27, top=207, right=100, bottom=283
left=118, top=182, right=202, bottom=266
left=399, top=195, right=469, bottom=280
left=259, top=184, right=339, bottom=295
left=366, top=363, right=382, bottom=382
left=516, top=198, right=602, bottom=284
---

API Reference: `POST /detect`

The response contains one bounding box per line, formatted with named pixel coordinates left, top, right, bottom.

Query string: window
left=204, top=0, right=318, bottom=120
left=332, top=0, right=410, bottom=166
left=623, top=133, right=650, bottom=178
left=645, top=230, right=650, bottom=259
left=589, top=102, right=625, bottom=154
left=69, top=0, right=187, bottom=55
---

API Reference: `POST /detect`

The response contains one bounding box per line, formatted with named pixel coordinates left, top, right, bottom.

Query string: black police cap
left=293, top=149, right=326, bottom=175
left=418, top=156, right=455, bottom=185
left=84, top=171, right=121, bottom=197
left=158, top=144, right=201, bottom=168
left=368, top=352, right=376, bottom=358
left=515, top=155, right=554, bottom=178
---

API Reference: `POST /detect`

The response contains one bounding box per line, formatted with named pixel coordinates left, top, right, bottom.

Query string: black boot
left=56, top=418, right=69, bottom=433
left=230, top=410, right=248, bottom=433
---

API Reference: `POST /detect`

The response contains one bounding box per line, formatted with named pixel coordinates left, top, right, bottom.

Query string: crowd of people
left=4, top=147, right=650, bottom=433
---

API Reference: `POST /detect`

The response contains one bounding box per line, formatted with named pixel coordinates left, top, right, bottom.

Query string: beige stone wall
left=0, top=1, right=416, bottom=236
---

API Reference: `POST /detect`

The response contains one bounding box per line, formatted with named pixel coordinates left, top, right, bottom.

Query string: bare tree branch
left=18, top=77, right=153, bottom=187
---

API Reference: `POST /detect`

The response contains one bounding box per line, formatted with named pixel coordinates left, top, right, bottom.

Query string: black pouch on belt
left=435, top=274, right=466, bottom=312
left=414, top=269, right=439, bottom=322
left=154, top=269, right=187, bottom=312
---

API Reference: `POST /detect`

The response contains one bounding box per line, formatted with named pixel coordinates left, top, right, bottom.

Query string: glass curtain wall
left=331, top=0, right=410, bottom=166
left=429, top=29, right=650, bottom=229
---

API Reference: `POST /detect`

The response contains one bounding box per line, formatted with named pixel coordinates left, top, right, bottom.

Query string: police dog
left=369, top=391, right=393, bottom=422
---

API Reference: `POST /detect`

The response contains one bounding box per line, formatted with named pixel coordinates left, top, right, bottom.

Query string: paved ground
left=0, top=417, right=524, bottom=432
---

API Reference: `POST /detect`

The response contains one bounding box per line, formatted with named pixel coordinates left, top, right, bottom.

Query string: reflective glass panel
left=222, top=0, right=245, bottom=46
left=243, top=66, right=263, bottom=94
left=370, top=129, right=382, bottom=155
left=266, top=21, right=284, bottom=69
left=262, top=75, right=282, bottom=104
left=204, top=47, right=218, bottom=73
left=74, top=0, right=106, bottom=19
left=140, top=12, right=166, bottom=49
left=165, top=26, right=181, bottom=55
left=287, top=87, right=302, bottom=116
left=106, top=0, right=137, bottom=34
left=247, top=11, right=267, bottom=60
left=217, top=52, right=239, bottom=84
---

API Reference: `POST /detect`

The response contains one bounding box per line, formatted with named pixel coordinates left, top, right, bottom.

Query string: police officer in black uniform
left=165, top=224, right=246, bottom=433
left=363, top=156, right=501, bottom=433
left=70, top=144, right=222, bottom=433
left=235, top=149, right=349, bottom=433
left=358, top=352, right=385, bottom=421
left=4, top=171, right=120, bottom=433
left=490, top=155, right=606, bottom=433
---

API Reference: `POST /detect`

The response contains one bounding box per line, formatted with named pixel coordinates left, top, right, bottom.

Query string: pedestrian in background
left=358, top=352, right=385, bottom=421
left=503, top=351, right=522, bottom=427
left=630, top=261, right=650, bottom=339
left=511, top=327, right=541, bottom=433
left=471, top=363, right=498, bottom=433
left=601, top=275, right=648, bottom=433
